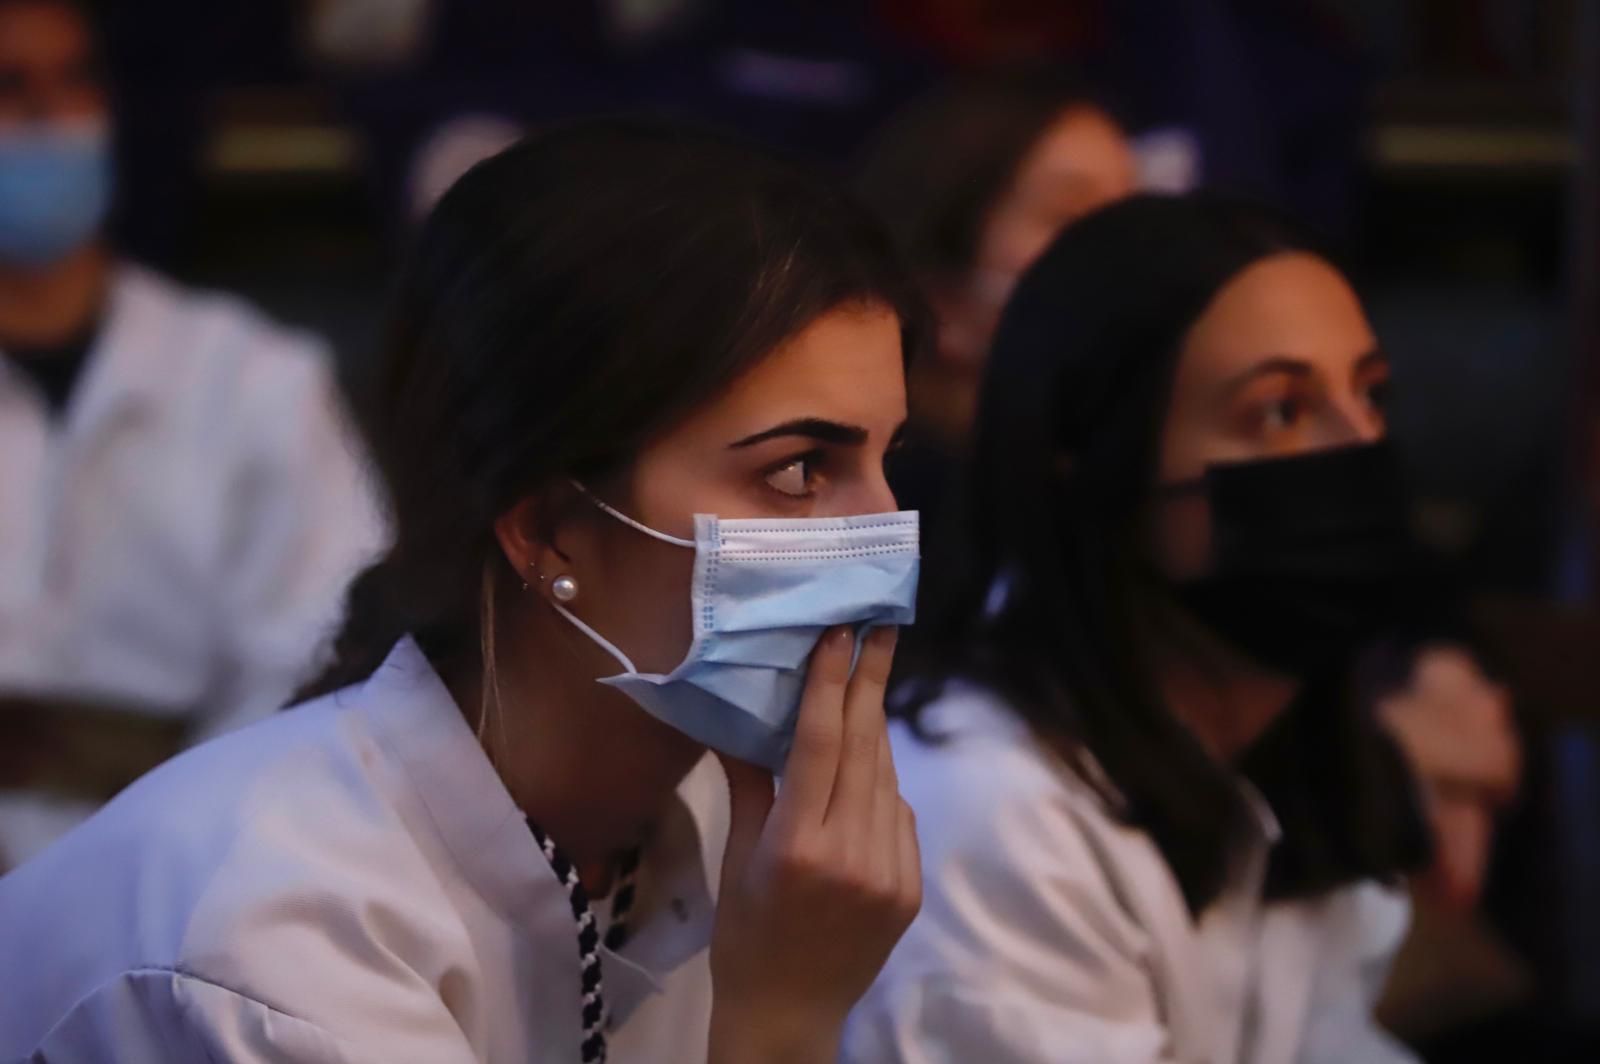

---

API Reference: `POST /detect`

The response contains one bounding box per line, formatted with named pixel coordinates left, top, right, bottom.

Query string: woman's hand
left=1379, top=645, right=1521, bottom=911
left=708, top=626, right=922, bottom=1064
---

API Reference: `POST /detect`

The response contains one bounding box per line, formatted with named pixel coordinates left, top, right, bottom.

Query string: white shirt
left=844, top=686, right=1418, bottom=1064
left=0, top=264, right=385, bottom=861
left=0, top=636, right=726, bottom=1063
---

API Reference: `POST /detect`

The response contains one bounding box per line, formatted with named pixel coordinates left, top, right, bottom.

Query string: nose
left=17, top=72, right=101, bottom=125
left=844, top=463, right=901, bottom=517
left=1324, top=392, right=1384, bottom=448
left=865, top=473, right=900, bottom=515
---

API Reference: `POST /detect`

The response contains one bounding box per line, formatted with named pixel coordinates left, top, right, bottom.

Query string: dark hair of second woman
left=900, top=193, right=1425, bottom=913
left=304, top=119, right=924, bottom=705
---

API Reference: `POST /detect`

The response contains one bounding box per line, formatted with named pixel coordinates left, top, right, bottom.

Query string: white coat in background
left=0, top=264, right=386, bottom=863
left=0, top=636, right=727, bottom=1062
left=843, top=685, right=1419, bottom=1064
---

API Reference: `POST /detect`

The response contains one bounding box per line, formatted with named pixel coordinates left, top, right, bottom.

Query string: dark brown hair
left=302, top=119, right=924, bottom=700
left=901, top=193, right=1427, bottom=913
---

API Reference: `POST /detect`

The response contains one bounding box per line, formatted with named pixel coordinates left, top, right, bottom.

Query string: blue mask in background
left=0, top=122, right=112, bottom=268
left=555, top=491, right=920, bottom=772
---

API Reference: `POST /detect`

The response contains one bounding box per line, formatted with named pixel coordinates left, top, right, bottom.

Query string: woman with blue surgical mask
left=0, top=0, right=383, bottom=868
left=0, top=121, right=924, bottom=1063
left=844, top=194, right=1518, bottom=1064
left=0, top=49, right=108, bottom=268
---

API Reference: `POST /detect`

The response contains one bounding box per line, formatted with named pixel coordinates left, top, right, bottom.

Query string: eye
left=1364, top=375, right=1392, bottom=414
left=1262, top=396, right=1305, bottom=432
left=765, top=456, right=816, bottom=498
left=1230, top=372, right=1322, bottom=443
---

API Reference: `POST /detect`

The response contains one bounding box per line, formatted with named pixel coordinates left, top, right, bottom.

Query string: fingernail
left=832, top=626, right=853, bottom=648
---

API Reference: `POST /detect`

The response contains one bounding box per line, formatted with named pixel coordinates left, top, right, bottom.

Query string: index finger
left=768, top=626, right=853, bottom=833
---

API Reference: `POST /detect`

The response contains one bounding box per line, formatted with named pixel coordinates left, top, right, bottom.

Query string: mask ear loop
left=547, top=480, right=698, bottom=674
left=570, top=480, right=696, bottom=548
left=550, top=600, right=641, bottom=674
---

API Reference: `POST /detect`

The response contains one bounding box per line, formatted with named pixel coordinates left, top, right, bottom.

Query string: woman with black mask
left=844, top=194, right=1517, bottom=1063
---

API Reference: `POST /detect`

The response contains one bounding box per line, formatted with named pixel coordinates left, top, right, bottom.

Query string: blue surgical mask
left=554, top=489, right=920, bottom=771
left=0, top=121, right=112, bottom=268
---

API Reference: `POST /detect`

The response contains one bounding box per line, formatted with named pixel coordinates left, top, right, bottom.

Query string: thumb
left=717, top=751, right=775, bottom=895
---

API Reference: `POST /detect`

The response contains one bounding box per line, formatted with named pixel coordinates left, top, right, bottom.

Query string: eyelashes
left=758, top=439, right=906, bottom=502
left=763, top=450, right=825, bottom=499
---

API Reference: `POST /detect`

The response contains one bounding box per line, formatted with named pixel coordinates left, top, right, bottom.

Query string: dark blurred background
left=86, top=0, right=1587, bottom=594
left=73, top=1, right=1600, bottom=1058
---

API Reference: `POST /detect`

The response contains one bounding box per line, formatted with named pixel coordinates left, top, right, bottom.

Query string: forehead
left=691, top=303, right=907, bottom=440
left=1012, top=105, right=1132, bottom=192
left=1179, top=252, right=1375, bottom=380
left=0, top=2, right=90, bottom=65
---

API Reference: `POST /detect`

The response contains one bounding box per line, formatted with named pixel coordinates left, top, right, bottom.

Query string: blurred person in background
left=405, top=112, right=522, bottom=222
left=873, top=0, right=1371, bottom=237
left=0, top=0, right=383, bottom=870
left=857, top=72, right=1136, bottom=529
left=844, top=195, right=1519, bottom=1063
left=0, top=121, right=922, bottom=1063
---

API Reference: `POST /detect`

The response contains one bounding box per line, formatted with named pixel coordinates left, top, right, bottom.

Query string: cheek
left=1155, top=401, right=1208, bottom=485
left=979, top=208, right=1051, bottom=280
left=1150, top=494, right=1214, bottom=582
left=561, top=510, right=697, bottom=674
left=591, top=536, right=697, bottom=674
left=1005, top=218, right=1063, bottom=278
left=628, top=439, right=756, bottom=526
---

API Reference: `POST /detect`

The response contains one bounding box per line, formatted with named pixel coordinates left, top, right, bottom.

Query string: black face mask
left=1168, top=441, right=1435, bottom=675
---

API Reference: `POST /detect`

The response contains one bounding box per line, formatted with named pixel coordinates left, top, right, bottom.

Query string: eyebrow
left=1219, top=356, right=1313, bottom=393
left=729, top=418, right=873, bottom=449
left=1219, top=349, right=1386, bottom=394
left=1354, top=349, right=1390, bottom=374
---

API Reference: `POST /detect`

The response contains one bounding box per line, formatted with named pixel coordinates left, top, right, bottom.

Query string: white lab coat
left=844, top=685, right=1419, bottom=1064
left=0, top=264, right=385, bottom=862
left=0, top=636, right=726, bottom=1062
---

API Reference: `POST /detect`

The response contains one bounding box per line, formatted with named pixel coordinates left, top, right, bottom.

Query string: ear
left=492, top=494, right=572, bottom=595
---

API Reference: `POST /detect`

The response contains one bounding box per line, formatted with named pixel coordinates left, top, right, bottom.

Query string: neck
left=1153, top=608, right=1299, bottom=763
left=450, top=605, right=705, bottom=894
left=0, top=243, right=108, bottom=350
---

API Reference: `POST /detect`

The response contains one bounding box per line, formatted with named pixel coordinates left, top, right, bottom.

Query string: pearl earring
left=551, top=574, right=580, bottom=603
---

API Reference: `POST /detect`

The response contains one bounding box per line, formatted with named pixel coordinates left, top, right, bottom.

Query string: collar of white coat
left=357, top=636, right=720, bottom=1015
left=0, top=264, right=177, bottom=435
left=919, top=680, right=1284, bottom=847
